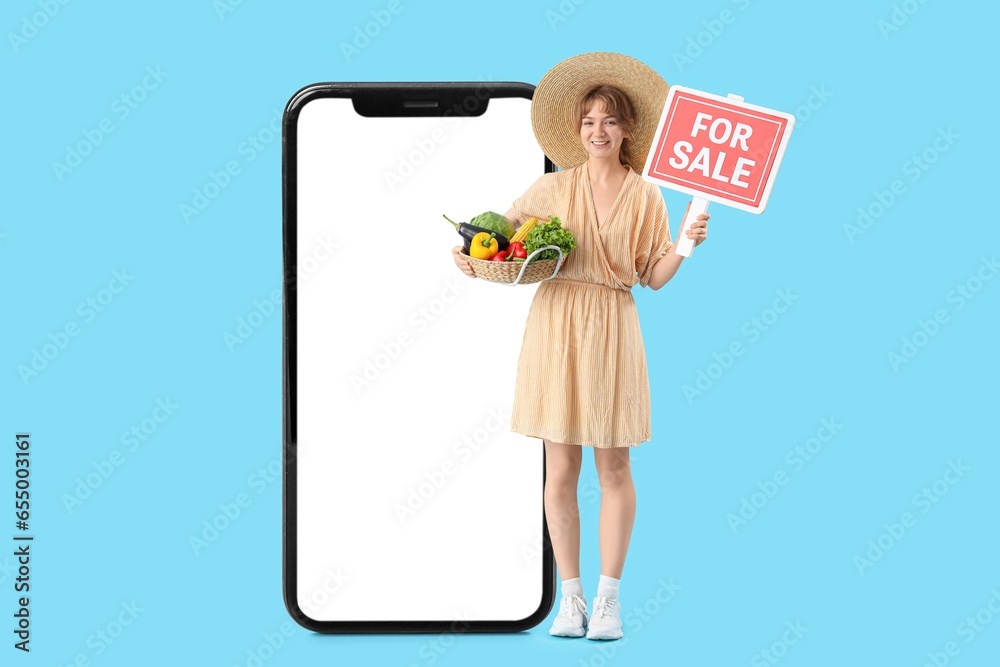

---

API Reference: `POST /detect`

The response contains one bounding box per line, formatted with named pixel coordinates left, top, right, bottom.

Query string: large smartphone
left=282, top=82, right=555, bottom=633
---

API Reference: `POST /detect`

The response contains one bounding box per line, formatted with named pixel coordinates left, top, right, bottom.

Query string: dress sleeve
left=636, top=189, right=673, bottom=288
left=510, top=173, right=556, bottom=226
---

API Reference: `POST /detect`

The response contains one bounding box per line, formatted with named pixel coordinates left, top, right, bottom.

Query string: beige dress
left=508, top=162, right=674, bottom=448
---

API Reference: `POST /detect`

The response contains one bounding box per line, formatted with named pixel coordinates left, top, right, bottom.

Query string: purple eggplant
left=443, top=215, right=509, bottom=253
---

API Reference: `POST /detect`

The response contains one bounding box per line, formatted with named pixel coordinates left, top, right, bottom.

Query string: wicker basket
left=463, top=245, right=567, bottom=285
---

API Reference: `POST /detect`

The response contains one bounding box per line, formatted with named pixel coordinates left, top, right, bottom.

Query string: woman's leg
left=593, top=447, right=635, bottom=579
left=543, top=440, right=583, bottom=579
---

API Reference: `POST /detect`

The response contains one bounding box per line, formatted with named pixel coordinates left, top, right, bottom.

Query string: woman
left=452, top=53, right=709, bottom=641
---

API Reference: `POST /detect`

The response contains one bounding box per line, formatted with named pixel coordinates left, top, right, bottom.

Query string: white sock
left=597, top=574, right=620, bottom=600
left=561, top=577, right=583, bottom=598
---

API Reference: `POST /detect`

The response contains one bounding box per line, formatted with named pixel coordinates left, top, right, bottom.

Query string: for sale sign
left=643, top=86, right=794, bottom=213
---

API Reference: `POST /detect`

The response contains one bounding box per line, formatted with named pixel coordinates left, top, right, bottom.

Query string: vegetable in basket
left=488, top=242, right=527, bottom=263
left=469, top=231, right=500, bottom=259
left=508, top=242, right=527, bottom=260
left=468, top=211, right=516, bottom=241
left=510, top=216, right=542, bottom=244
left=524, top=216, right=576, bottom=261
left=443, top=214, right=509, bottom=253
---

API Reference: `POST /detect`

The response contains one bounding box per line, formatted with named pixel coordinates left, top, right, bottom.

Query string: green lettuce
left=524, top=216, right=576, bottom=261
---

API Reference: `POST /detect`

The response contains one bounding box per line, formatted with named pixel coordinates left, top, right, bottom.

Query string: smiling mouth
left=592, top=141, right=609, bottom=147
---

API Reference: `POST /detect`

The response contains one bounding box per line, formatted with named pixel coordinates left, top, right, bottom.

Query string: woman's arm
left=646, top=212, right=709, bottom=291
left=504, top=207, right=521, bottom=231
left=646, top=245, right=684, bottom=291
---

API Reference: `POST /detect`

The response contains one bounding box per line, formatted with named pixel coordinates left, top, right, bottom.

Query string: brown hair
left=575, top=84, right=637, bottom=167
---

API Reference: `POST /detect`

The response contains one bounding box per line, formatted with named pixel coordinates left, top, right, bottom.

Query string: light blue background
left=4, top=0, right=998, bottom=665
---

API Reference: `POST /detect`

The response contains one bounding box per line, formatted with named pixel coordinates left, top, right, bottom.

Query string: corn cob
left=511, top=217, right=539, bottom=244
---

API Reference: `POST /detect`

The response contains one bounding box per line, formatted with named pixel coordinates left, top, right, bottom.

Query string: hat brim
left=531, top=52, right=669, bottom=173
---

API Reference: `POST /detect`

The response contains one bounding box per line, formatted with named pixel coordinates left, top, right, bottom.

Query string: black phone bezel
left=282, top=81, right=556, bottom=634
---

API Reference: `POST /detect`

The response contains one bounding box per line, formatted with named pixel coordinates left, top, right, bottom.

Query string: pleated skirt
left=510, top=278, right=652, bottom=448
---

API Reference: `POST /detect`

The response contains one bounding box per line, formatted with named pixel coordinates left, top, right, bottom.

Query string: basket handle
left=508, top=245, right=565, bottom=286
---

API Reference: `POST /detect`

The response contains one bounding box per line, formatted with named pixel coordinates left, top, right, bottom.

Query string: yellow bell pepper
left=469, top=231, right=499, bottom=259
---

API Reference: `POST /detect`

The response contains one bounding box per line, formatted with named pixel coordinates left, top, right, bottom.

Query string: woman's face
left=579, top=99, right=629, bottom=162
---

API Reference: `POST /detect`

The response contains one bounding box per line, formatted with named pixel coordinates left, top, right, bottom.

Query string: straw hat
left=530, top=52, right=669, bottom=173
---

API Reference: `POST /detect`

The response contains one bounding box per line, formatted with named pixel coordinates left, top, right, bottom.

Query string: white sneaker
left=586, top=595, right=623, bottom=640
left=549, top=593, right=588, bottom=637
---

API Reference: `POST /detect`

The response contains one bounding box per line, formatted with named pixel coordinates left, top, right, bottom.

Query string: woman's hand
left=681, top=201, right=710, bottom=247
left=689, top=215, right=709, bottom=246
left=453, top=245, right=476, bottom=278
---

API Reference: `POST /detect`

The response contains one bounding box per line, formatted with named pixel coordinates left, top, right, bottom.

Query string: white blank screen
left=295, top=95, right=546, bottom=622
